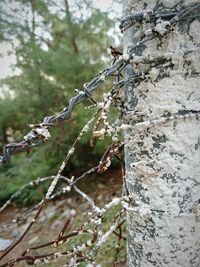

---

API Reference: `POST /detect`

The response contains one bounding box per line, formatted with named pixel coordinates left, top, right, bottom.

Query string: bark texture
left=123, top=0, right=200, bottom=266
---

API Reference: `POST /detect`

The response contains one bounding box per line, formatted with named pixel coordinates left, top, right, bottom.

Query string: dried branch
left=1, top=2, right=197, bottom=164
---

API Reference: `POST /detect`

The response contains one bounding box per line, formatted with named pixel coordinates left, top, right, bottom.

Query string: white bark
left=123, top=0, right=200, bottom=266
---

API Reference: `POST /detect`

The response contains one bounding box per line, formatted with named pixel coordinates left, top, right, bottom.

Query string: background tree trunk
left=123, top=0, right=200, bottom=266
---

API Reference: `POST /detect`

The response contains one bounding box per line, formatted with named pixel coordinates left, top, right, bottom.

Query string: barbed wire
left=0, top=3, right=200, bottom=266
left=0, top=78, right=128, bottom=264
left=119, top=2, right=200, bottom=32
left=1, top=2, right=199, bottom=165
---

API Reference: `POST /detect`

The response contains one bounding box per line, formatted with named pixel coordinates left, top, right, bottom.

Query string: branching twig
left=1, top=3, right=197, bottom=164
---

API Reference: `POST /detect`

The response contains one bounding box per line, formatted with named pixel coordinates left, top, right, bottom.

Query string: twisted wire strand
left=0, top=4, right=200, bottom=266
left=0, top=3, right=199, bottom=165
left=0, top=58, right=127, bottom=165
left=119, top=2, right=200, bottom=32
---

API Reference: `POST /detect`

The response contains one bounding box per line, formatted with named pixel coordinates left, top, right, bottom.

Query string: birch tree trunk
left=123, top=0, right=200, bottom=266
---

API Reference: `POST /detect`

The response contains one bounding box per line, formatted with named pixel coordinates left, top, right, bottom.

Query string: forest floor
left=0, top=168, right=127, bottom=267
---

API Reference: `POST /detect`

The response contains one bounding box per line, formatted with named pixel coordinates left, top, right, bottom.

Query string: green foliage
left=36, top=204, right=126, bottom=267
left=66, top=205, right=126, bottom=266
left=0, top=0, right=120, bottom=204
left=0, top=148, right=52, bottom=206
left=55, top=205, right=126, bottom=267
left=96, top=205, right=127, bottom=266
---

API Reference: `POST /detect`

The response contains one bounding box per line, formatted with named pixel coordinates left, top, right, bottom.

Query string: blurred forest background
left=0, top=0, right=122, bottom=206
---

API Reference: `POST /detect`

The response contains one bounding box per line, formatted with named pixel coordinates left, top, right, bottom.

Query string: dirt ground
left=0, top=168, right=127, bottom=267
